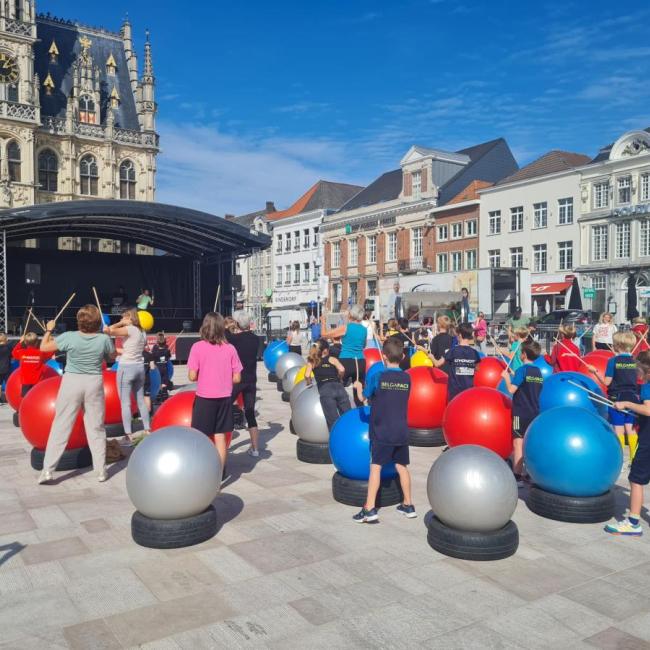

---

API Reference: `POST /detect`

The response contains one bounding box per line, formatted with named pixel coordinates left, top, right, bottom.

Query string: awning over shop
left=531, top=281, right=572, bottom=296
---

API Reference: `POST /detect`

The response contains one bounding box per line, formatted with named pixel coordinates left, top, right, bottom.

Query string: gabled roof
left=336, top=169, right=403, bottom=212
left=267, top=181, right=364, bottom=221
left=498, top=150, right=591, bottom=184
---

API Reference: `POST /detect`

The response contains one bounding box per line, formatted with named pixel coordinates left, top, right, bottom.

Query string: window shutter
left=403, top=172, right=412, bottom=197
left=421, top=167, right=428, bottom=193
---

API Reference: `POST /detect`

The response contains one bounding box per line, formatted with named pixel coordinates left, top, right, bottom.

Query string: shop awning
left=531, top=281, right=572, bottom=296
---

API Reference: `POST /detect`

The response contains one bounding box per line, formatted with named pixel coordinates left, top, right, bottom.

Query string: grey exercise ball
left=177, top=382, right=197, bottom=393
left=282, top=366, right=301, bottom=394
left=126, top=426, right=221, bottom=520
left=290, top=378, right=311, bottom=408
left=275, top=352, right=305, bottom=380
left=292, top=384, right=329, bottom=443
left=427, top=445, right=517, bottom=532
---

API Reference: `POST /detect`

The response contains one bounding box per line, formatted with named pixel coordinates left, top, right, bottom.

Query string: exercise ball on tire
left=6, top=365, right=59, bottom=412
left=473, top=357, right=506, bottom=389
left=19, top=376, right=87, bottom=450
left=443, top=387, right=513, bottom=459
left=292, top=385, right=329, bottom=443
left=275, top=352, right=304, bottom=380
left=329, top=406, right=396, bottom=480
left=427, top=445, right=518, bottom=532
left=282, top=366, right=301, bottom=394
left=524, top=407, right=622, bottom=497
left=126, top=425, right=220, bottom=520
left=263, top=340, right=288, bottom=373
left=290, top=378, right=310, bottom=408
left=294, top=365, right=307, bottom=385
left=539, top=372, right=605, bottom=416
left=406, top=366, right=447, bottom=430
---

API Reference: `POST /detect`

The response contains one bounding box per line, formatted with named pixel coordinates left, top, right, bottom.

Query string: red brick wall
left=430, top=205, right=480, bottom=268
left=397, top=229, right=410, bottom=264
left=324, top=240, right=331, bottom=275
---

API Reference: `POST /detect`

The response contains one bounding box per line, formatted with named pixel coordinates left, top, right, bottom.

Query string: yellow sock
left=628, top=433, right=639, bottom=461
left=617, top=432, right=625, bottom=448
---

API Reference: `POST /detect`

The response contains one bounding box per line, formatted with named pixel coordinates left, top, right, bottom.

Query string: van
left=265, top=307, right=308, bottom=339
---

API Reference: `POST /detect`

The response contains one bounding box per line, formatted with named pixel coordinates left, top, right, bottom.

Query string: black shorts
left=629, top=433, right=650, bottom=485
left=191, top=395, right=234, bottom=436
left=231, top=381, right=257, bottom=428
left=595, top=342, right=611, bottom=351
left=289, top=345, right=302, bottom=356
left=370, top=441, right=409, bottom=467
left=512, top=415, right=533, bottom=439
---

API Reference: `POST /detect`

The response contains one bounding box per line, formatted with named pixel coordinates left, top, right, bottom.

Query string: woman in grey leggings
left=105, top=308, right=150, bottom=444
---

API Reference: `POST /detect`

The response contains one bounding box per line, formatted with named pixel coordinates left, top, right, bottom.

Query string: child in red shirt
left=631, top=317, right=650, bottom=354
left=550, top=324, right=581, bottom=373
left=12, top=332, right=53, bottom=396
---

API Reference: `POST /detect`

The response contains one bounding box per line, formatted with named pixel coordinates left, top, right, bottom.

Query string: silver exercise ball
left=427, top=445, right=517, bottom=532
left=292, top=384, right=329, bottom=443
left=177, top=382, right=197, bottom=393
left=282, top=366, right=301, bottom=393
left=290, top=379, right=311, bottom=408
left=126, top=425, right=221, bottom=520
left=275, top=352, right=305, bottom=380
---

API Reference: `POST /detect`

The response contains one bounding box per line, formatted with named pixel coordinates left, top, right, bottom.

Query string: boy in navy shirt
left=430, top=322, right=481, bottom=402
left=590, top=331, right=639, bottom=453
left=606, top=350, right=650, bottom=536
left=502, top=341, right=543, bottom=486
left=353, top=337, right=415, bottom=523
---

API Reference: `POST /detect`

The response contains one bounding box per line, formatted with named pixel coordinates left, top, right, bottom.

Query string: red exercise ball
left=442, top=387, right=513, bottom=459
left=19, top=376, right=87, bottom=450
left=6, top=365, right=59, bottom=412
left=151, top=391, right=232, bottom=447
left=406, top=366, right=448, bottom=429
left=363, top=347, right=382, bottom=371
left=590, top=349, right=614, bottom=359
left=473, top=356, right=506, bottom=389
left=578, top=352, right=608, bottom=392
left=103, top=370, right=136, bottom=424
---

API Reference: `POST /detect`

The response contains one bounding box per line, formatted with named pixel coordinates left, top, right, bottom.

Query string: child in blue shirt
left=589, top=331, right=639, bottom=452
left=353, top=337, right=415, bottom=524
left=502, top=341, right=543, bottom=486
left=605, top=350, right=650, bottom=536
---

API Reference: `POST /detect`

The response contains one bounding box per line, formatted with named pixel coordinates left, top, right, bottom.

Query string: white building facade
left=578, top=130, right=650, bottom=319
left=478, top=152, right=588, bottom=316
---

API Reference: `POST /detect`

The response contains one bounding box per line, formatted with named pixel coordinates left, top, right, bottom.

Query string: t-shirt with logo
left=363, top=367, right=411, bottom=445
left=510, top=363, right=543, bottom=420
left=605, top=353, right=639, bottom=402
left=638, top=383, right=650, bottom=437
left=430, top=332, right=454, bottom=375
left=444, top=344, right=481, bottom=401
left=312, top=359, right=340, bottom=387
left=11, top=345, right=54, bottom=384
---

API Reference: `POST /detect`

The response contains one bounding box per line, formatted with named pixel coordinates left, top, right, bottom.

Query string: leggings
left=232, top=381, right=258, bottom=428
left=339, top=357, right=366, bottom=406
left=117, top=363, right=150, bottom=434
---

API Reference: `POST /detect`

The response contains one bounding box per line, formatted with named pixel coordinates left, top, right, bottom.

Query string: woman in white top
left=286, top=321, right=304, bottom=356
left=592, top=312, right=617, bottom=351
left=105, top=308, right=150, bottom=442
left=361, top=311, right=376, bottom=345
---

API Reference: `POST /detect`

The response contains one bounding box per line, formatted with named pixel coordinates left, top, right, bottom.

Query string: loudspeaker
left=25, top=263, right=41, bottom=285
left=232, top=274, right=242, bottom=291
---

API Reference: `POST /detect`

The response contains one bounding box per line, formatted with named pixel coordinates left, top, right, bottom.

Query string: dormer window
left=79, top=95, right=96, bottom=124
left=411, top=170, right=421, bottom=200
left=106, top=53, right=117, bottom=75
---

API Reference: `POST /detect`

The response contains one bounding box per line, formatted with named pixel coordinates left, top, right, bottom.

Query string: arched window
left=79, top=95, right=95, bottom=124
left=38, top=148, right=58, bottom=192
left=7, top=83, right=17, bottom=103
left=119, top=159, right=136, bottom=199
left=8, top=140, right=20, bottom=182
left=79, top=154, right=98, bottom=195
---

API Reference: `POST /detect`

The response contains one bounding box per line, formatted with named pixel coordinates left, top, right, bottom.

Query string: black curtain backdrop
left=567, top=276, right=583, bottom=310
left=627, top=273, right=639, bottom=321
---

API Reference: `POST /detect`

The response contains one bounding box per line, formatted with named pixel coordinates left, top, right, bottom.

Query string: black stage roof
left=0, top=200, right=270, bottom=261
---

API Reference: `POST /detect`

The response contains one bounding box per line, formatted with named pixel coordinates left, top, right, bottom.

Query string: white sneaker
left=247, top=448, right=260, bottom=458
left=97, top=468, right=108, bottom=482
left=38, top=470, right=52, bottom=485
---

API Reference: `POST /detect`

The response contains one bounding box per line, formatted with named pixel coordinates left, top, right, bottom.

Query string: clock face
left=0, top=53, right=19, bottom=84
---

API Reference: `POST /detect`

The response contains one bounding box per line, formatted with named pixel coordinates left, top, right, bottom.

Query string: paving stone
left=0, top=510, right=36, bottom=535
left=21, top=535, right=89, bottom=565
left=420, top=622, right=528, bottom=649
left=194, top=545, right=263, bottom=583
left=584, top=627, right=650, bottom=649
left=62, top=619, right=121, bottom=650
left=561, top=580, right=650, bottom=621
left=289, top=596, right=338, bottom=625
left=26, top=505, right=72, bottom=528
left=80, top=518, right=110, bottom=533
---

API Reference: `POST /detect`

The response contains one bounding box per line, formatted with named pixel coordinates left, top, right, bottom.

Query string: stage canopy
left=0, top=199, right=271, bottom=331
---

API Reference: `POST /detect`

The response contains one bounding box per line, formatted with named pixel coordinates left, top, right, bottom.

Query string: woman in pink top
left=472, top=311, right=488, bottom=354
left=188, top=312, right=242, bottom=470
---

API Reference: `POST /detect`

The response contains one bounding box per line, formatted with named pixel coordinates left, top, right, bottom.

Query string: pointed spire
left=110, top=85, right=120, bottom=107
left=143, top=29, right=153, bottom=76
left=48, top=39, right=59, bottom=62
left=106, top=52, right=117, bottom=74
left=43, top=72, right=55, bottom=95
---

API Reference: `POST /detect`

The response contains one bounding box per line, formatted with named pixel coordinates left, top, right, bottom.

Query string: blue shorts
left=629, top=434, right=650, bottom=485
left=370, top=441, right=409, bottom=467
left=608, top=407, right=636, bottom=426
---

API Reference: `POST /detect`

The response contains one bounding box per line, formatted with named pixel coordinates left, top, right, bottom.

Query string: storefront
left=530, top=279, right=573, bottom=315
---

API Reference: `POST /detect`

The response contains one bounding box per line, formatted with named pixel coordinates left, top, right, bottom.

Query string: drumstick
left=213, top=285, right=221, bottom=313
left=22, top=309, right=32, bottom=335
left=92, top=286, right=104, bottom=321
left=53, top=292, right=76, bottom=324
left=567, top=379, right=633, bottom=415
left=354, top=357, right=359, bottom=384
left=28, top=309, right=46, bottom=332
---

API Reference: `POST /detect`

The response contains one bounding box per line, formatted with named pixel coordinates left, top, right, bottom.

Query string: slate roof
left=497, top=150, right=590, bottom=184
left=35, top=15, right=140, bottom=131
left=232, top=205, right=276, bottom=228
left=267, top=180, right=364, bottom=221
left=338, top=137, right=518, bottom=212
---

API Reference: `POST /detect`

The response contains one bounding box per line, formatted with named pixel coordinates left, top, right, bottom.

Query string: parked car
left=533, top=310, right=600, bottom=326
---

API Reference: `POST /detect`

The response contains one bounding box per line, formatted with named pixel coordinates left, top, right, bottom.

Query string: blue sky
left=46, top=1, right=650, bottom=214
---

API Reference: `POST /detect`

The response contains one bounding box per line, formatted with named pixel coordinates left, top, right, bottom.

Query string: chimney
left=265, top=201, right=276, bottom=213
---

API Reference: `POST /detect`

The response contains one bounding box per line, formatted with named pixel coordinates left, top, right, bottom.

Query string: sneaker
left=352, top=507, right=379, bottom=523
left=38, top=470, right=53, bottom=485
left=396, top=503, right=417, bottom=518
left=605, top=518, right=643, bottom=536
left=97, top=468, right=108, bottom=482
left=247, top=448, right=260, bottom=458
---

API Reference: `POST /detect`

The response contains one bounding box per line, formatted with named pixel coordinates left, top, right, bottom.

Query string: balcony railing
left=0, top=101, right=36, bottom=123
left=40, top=116, right=159, bottom=147
left=398, top=257, right=429, bottom=273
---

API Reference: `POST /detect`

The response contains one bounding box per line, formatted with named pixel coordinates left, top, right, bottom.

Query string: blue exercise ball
left=364, top=360, right=385, bottom=386
left=46, top=359, right=63, bottom=375
left=329, top=406, right=397, bottom=481
left=540, top=371, right=606, bottom=416
left=533, top=355, right=553, bottom=379
left=102, top=313, right=110, bottom=326
left=524, top=406, right=622, bottom=497
left=263, top=340, right=289, bottom=372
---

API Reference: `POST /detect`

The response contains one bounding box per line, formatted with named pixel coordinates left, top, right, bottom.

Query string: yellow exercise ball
left=410, top=350, right=433, bottom=368
left=138, top=310, right=154, bottom=331
left=294, top=365, right=307, bottom=385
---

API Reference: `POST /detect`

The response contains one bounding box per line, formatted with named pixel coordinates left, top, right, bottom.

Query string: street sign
left=583, top=288, right=596, bottom=299
left=345, top=224, right=352, bottom=235
left=309, top=300, right=317, bottom=308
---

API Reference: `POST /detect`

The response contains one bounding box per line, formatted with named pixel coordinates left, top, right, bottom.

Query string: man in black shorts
left=227, top=311, right=260, bottom=457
